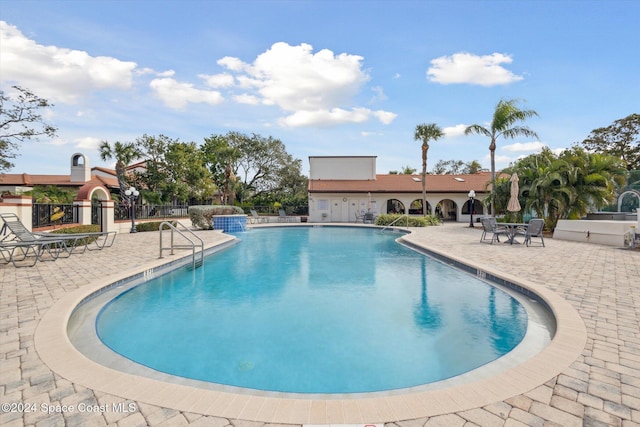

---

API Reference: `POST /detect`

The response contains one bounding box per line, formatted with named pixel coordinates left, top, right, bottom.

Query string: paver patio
left=1, top=222, right=638, bottom=426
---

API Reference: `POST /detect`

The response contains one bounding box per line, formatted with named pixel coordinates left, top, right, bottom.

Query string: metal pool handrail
left=159, top=221, right=204, bottom=268
left=379, top=214, right=410, bottom=233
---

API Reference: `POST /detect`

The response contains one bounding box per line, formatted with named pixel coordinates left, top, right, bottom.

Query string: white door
left=330, top=199, right=341, bottom=221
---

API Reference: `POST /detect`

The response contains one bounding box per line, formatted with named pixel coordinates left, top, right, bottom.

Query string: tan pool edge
left=34, top=228, right=588, bottom=424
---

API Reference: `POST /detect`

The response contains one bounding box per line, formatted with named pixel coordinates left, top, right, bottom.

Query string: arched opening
left=462, top=199, right=484, bottom=215
left=386, top=199, right=405, bottom=214
left=72, top=153, right=86, bottom=167
left=77, top=184, right=112, bottom=228
left=618, top=190, right=640, bottom=213
left=435, top=199, right=458, bottom=221
left=410, top=199, right=431, bottom=215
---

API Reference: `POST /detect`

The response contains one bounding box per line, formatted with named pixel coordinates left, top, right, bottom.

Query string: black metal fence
left=249, top=205, right=308, bottom=215
left=32, top=204, right=79, bottom=228
left=31, top=203, right=309, bottom=228
left=114, top=204, right=190, bottom=221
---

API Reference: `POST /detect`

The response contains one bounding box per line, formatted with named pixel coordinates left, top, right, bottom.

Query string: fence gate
left=92, top=202, right=103, bottom=228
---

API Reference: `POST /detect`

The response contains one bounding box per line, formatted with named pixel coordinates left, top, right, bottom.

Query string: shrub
left=374, top=214, right=442, bottom=227
left=135, top=221, right=177, bottom=232
left=49, top=224, right=102, bottom=246
left=50, top=225, right=101, bottom=234
left=188, top=205, right=245, bottom=230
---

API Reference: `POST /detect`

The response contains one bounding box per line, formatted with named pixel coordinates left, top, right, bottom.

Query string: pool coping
left=34, top=225, right=588, bottom=424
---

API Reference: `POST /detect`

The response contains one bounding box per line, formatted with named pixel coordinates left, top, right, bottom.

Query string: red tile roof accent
left=308, top=172, right=495, bottom=193
left=0, top=173, right=118, bottom=188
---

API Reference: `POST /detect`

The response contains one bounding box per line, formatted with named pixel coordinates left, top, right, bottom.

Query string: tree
left=99, top=140, right=142, bottom=202
left=0, top=86, right=58, bottom=172
left=201, top=134, right=242, bottom=204
left=134, top=134, right=174, bottom=203
left=463, top=160, right=486, bottom=174
left=414, top=123, right=444, bottom=216
left=465, top=98, right=539, bottom=215
left=400, top=165, right=417, bottom=174
left=431, top=159, right=464, bottom=174
left=389, top=165, right=416, bottom=174
left=579, top=113, right=639, bottom=170
left=560, top=147, right=626, bottom=219
left=164, top=141, right=215, bottom=204
left=507, top=147, right=626, bottom=229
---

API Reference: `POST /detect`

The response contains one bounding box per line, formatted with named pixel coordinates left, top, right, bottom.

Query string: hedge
left=374, top=214, right=442, bottom=227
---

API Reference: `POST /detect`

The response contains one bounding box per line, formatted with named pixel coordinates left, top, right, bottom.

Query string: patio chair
left=363, top=212, right=376, bottom=224
left=354, top=211, right=364, bottom=223
left=522, top=218, right=545, bottom=247
left=0, top=239, right=65, bottom=268
left=249, top=209, right=267, bottom=224
left=0, top=213, right=115, bottom=255
left=278, top=209, right=294, bottom=223
left=480, top=217, right=510, bottom=244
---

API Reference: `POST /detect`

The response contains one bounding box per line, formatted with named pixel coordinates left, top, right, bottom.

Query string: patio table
left=502, top=222, right=528, bottom=244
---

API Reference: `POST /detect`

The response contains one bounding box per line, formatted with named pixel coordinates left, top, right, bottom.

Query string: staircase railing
left=159, top=221, right=204, bottom=269
left=379, top=214, right=410, bottom=233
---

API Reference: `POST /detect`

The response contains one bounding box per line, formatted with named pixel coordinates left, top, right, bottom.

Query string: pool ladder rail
left=159, top=221, right=204, bottom=269
left=379, top=214, right=411, bottom=233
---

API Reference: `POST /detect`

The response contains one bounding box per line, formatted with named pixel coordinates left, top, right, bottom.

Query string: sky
left=1, top=0, right=639, bottom=177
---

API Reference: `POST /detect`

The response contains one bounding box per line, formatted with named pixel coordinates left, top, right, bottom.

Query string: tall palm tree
left=465, top=98, right=539, bottom=216
left=99, top=140, right=141, bottom=203
left=414, top=123, right=444, bottom=216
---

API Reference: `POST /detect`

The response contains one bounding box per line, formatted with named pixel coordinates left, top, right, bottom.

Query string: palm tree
left=465, top=98, right=539, bottom=215
left=414, top=123, right=444, bottom=216
left=99, top=140, right=141, bottom=203
left=560, top=147, right=627, bottom=219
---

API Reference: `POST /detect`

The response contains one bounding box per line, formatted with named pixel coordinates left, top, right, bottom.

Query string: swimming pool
left=94, top=226, right=533, bottom=394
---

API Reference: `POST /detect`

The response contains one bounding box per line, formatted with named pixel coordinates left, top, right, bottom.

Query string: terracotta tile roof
left=91, top=166, right=117, bottom=176
left=0, top=173, right=119, bottom=189
left=308, top=172, right=495, bottom=193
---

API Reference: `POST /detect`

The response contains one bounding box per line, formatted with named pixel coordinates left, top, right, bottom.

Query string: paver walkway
left=1, top=223, right=638, bottom=426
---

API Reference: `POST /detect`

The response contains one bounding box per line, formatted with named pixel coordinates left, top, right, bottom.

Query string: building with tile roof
left=0, top=153, right=119, bottom=195
left=307, top=156, right=489, bottom=223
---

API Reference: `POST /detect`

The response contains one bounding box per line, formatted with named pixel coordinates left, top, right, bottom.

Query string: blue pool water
left=97, top=227, right=528, bottom=394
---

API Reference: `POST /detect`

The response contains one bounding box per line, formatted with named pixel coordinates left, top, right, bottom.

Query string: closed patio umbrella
left=507, top=173, right=521, bottom=212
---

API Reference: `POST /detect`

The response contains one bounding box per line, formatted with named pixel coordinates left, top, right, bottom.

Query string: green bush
left=48, top=224, right=102, bottom=247
left=135, top=221, right=177, bottom=232
left=50, top=225, right=101, bottom=234
left=188, top=205, right=245, bottom=230
left=374, top=214, right=441, bottom=227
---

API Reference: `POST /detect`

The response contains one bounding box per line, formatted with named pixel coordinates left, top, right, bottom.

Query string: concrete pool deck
left=1, top=223, right=639, bottom=426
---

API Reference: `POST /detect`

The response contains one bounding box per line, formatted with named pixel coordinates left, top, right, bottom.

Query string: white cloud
left=218, top=42, right=396, bottom=127
left=149, top=78, right=224, bottom=109
left=199, top=73, right=235, bottom=88
left=278, top=107, right=396, bottom=128
left=0, top=21, right=137, bottom=103
left=443, top=124, right=468, bottom=137
left=74, top=136, right=101, bottom=150
left=217, top=56, right=247, bottom=72
left=427, top=52, right=524, bottom=86
left=233, top=93, right=260, bottom=105
left=502, top=141, right=547, bottom=152
left=372, top=110, right=397, bottom=125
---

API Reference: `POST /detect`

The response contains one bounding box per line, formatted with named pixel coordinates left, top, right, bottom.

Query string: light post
left=124, top=186, right=140, bottom=233
left=468, top=190, right=476, bottom=228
